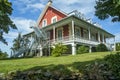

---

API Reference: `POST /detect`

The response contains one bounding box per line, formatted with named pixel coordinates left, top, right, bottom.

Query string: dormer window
left=51, top=16, right=57, bottom=23
left=42, top=19, right=47, bottom=27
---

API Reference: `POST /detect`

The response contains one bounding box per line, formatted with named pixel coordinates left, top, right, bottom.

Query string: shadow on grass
left=4, top=58, right=104, bottom=80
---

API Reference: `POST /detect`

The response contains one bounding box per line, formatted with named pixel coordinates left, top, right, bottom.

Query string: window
left=83, top=29, right=88, bottom=39
left=75, top=27, right=81, bottom=38
left=51, top=16, right=57, bottom=23
left=42, top=19, right=47, bottom=27
left=47, top=31, right=50, bottom=39
left=57, top=28, right=63, bottom=40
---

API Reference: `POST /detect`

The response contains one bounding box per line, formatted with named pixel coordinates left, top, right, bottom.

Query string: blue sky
left=0, top=0, right=120, bottom=55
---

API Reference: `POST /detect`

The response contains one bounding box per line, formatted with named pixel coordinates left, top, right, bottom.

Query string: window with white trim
left=51, top=16, right=57, bottom=23
left=42, top=19, right=47, bottom=27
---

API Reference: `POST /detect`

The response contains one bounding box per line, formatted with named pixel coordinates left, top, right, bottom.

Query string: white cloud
left=12, top=0, right=45, bottom=14
left=54, top=0, right=96, bottom=16
left=12, top=17, right=35, bottom=34
left=27, top=3, right=44, bottom=10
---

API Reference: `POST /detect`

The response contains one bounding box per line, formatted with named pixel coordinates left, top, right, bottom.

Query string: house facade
left=13, top=1, right=115, bottom=57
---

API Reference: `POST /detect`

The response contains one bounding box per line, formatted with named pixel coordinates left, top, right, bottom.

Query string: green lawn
left=0, top=52, right=115, bottom=74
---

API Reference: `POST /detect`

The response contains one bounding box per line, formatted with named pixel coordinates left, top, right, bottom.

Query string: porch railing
left=49, top=35, right=101, bottom=46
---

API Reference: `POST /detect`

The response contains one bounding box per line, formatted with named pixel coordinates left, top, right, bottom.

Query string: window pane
left=58, top=29, right=62, bottom=40
left=75, top=28, right=81, bottom=37
left=53, top=18, right=56, bottom=23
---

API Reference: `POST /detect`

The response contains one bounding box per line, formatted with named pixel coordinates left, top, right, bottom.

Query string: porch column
left=98, top=32, right=100, bottom=43
left=102, top=34, right=105, bottom=43
left=89, top=28, right=91, bottom=40
left=72, top=43, right=76, bottom=55
left=89, top=46, right=92, bottom=53
left=72, top=20, right=75, bottom=39
left=53, top=26, right=55, bottom=42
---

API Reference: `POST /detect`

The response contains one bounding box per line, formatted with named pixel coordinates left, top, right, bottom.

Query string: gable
left=38, top=6, right=67, bottom=28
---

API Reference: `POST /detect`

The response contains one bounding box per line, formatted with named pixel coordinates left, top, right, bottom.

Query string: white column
left=98, top=32, right=100, bottom=42
left=102, top=34, right=105, bottom=43
left=72, top=20, right=75, bottom=39
left=89, top=46, right=92, bottom=53
left=89, top=28, right=91, bottom=40
left=72, top=43, right=76, bottom=55
left=53, top=26, right=55, bottom=42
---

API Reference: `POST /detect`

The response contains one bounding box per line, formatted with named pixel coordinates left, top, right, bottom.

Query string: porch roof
left=42, top=15, right=115, bottom=38
left=23, top=15, right=114, bottom=38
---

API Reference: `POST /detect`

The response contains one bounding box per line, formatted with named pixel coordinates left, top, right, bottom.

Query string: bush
left=51, top=43, right=68, bottom=57
left=77, top=45, right=88, bottom=54
left=116, top=43, right=120, bottom=51
left=96, top=43, right=108, bottom=52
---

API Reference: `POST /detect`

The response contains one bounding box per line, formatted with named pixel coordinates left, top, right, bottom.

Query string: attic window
left=51, top=16, right=57, bottom=23
left=42, top=19, right=47, bottom=27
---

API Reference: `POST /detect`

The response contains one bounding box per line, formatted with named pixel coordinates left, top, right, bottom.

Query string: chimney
left=47, top=0, right=52, bottom=6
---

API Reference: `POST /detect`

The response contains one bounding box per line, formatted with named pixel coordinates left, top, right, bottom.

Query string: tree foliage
left=0, top=0, right=17, bottom=44
left=95, top=0, right=120, bottom=22
left=11, top=33, right=23, bottom=53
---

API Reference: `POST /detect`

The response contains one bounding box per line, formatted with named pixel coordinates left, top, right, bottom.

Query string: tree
left=0, top=49, right=8, bottom=59
left=95, top=0, right=120, bottom=22
left=11, top=33, right=22, bottom=53
left=0, top=0, right=17, bottom=44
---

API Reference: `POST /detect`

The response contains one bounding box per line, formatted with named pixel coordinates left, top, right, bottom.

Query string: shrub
left=51, top=43, right=68, bottom=57
left=96, top=43, right=108, bottom=52
left=77, top=45, right=88, bottom=54
left=83, top=61, right=116, bottom=80
left=104, top=52, right=120, bottom=79
left=83, top=52, right=120, bottom=80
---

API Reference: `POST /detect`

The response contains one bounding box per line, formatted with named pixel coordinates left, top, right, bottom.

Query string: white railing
left=49, top=35, right=100, bottom=46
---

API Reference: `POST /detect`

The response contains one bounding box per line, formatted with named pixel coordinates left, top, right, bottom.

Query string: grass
left=0, top=52, right=116, bottom=74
